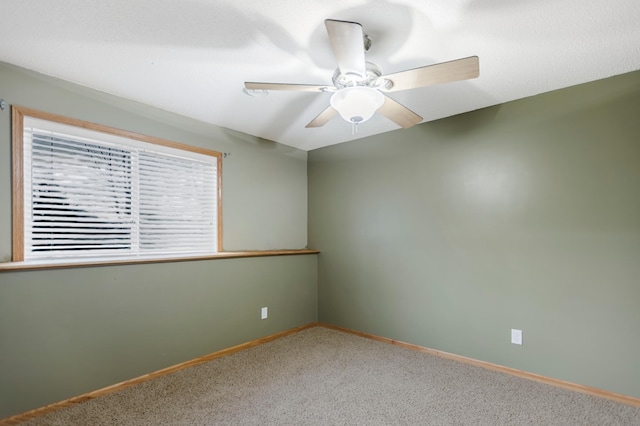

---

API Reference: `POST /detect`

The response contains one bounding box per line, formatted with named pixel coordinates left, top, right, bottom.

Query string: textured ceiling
left=1, top=0, right=639, bottom=151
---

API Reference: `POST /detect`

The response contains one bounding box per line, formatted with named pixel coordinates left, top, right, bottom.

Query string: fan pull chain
left=352, top=122, right=359, bottom=135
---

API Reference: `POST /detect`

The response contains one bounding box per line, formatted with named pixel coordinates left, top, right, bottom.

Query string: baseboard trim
left=4, top=321, right=638, bottom=424
left=0, top=322, right=319, bottom=425
left=318, top=322, right=640, bottom=408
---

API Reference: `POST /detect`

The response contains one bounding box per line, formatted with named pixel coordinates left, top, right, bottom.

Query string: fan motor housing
left=332, top=62, right=382, bottom=89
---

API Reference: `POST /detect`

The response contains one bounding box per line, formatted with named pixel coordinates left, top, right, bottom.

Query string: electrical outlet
left=261, top=307, right=268, bottom=320
left=511, top=329, right=523, bottom=345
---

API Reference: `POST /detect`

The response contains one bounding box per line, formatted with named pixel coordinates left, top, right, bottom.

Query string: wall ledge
left=0, top=249, right=319, bottom=272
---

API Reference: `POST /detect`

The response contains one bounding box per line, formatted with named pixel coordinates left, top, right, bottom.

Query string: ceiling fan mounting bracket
left=379, top=79, right=394, bottom=90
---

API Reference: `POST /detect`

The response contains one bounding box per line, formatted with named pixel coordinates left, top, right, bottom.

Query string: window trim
left=11, top=105, right=223, bottom=263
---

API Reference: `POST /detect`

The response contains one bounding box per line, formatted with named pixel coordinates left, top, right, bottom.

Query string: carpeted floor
left=21, top=326, right=640, bottom=425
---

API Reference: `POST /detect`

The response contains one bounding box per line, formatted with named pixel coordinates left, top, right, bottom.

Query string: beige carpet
left=22, top=326, right=640, bottom=425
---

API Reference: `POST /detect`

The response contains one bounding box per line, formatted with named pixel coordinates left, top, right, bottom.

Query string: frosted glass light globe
left=330, top=86, right=385, bottom=123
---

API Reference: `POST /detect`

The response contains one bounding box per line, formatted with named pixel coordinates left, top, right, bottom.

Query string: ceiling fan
left=244, top=19, right=479, bottom=130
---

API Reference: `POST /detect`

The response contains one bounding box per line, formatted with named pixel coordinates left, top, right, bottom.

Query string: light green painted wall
left=2, top=60, right=640, bottom=418
left=309, top=70, right=640, bottom=398
left=0, top=62, right=308, bottom=255
left=0, top=256, right=317, bottom=417
left=0, top=63, right=317, bottom=418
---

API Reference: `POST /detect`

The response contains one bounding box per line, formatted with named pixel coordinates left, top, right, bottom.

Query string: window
left=12, top=106, right=222, bottom=263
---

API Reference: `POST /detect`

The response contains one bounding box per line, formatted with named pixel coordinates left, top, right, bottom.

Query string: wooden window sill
left=0, top=249, right=320, bottom=272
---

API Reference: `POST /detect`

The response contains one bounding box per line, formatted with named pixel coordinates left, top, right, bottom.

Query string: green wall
left=309, top=70, right=640, bottom=398
left=0, top=63, right=317, bottom=418
left=3, top=60, right=640, bottom=419
left=0, top=62, right=308, bottom=256
left=0, top=256, right=317, bottom=417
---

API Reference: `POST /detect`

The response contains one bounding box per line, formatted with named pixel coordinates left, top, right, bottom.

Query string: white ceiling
left=1, top=0, right=639, bottom=151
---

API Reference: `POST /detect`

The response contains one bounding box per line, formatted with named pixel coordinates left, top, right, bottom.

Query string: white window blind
left=22, top=118, right=218, bottom=261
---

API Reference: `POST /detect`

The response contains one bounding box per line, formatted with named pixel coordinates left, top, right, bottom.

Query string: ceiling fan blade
left=325, top=19, right=367, bottom=78
left=381, top=56, right=479, bottom=92
left=245, top=82, right=331, bottom=92
left=305, top=106, right=338, bottom=128
left=378, top=95, right=423, bottom=128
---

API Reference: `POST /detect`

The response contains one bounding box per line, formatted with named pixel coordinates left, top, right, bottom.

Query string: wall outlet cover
left=511, top=329, right=523, bottom=345
left=261, top=307, right=268, bottom=320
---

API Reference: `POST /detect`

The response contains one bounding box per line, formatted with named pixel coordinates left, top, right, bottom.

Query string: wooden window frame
left=11, top=105, right=223, bottom=264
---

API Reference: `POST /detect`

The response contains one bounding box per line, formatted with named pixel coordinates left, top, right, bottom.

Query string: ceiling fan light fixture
left=330, top=86, right=385, bottom=124
left=244, top=19, right=478, bottom=130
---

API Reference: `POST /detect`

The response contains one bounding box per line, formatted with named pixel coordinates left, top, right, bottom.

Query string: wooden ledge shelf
left=0, top=249, right=320, bottom=272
